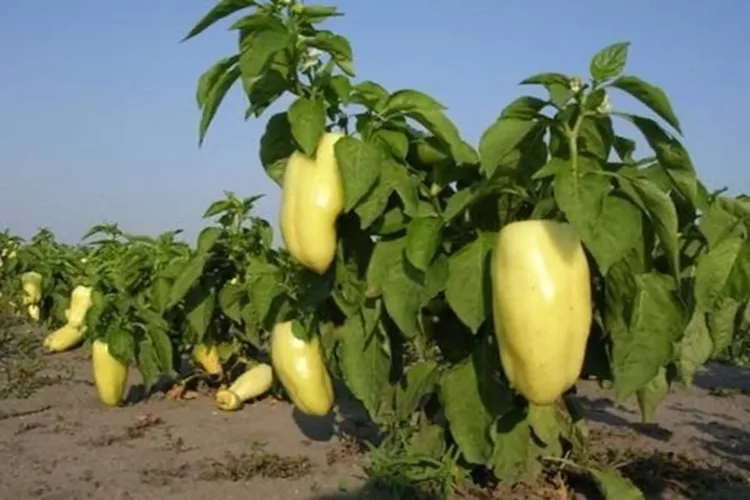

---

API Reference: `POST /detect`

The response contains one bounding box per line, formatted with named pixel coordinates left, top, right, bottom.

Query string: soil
left=1, top=318, right=749, bottom=500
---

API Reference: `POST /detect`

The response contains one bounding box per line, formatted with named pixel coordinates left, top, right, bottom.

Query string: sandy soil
left=1, top=322, right=749, bottom=500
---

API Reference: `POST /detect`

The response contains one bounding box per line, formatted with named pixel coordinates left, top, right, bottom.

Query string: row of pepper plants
left=2, top=0, right=749, bottom=497
left=181, top=0, right=750, bottom=497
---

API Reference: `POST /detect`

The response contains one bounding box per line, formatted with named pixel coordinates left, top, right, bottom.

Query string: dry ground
left=1, top=317, right=748, bottom=500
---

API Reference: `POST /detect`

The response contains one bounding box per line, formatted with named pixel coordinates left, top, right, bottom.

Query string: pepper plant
left=183, top=0, right=750, bottom=496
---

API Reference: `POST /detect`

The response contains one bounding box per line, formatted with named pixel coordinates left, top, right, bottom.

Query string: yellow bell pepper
left=66, top=285, right=93, bottom=329
left=192, top=343, right=223, bottom=376
left=280, top=132, right=345, bottom=274
left=27, top=304, right=40, bottom=322
left=490, top=220, right=593, bottom=406
left=92, top=339, right=129, bottom=407
left=21, top=271, right=42, bottom=306
left=270, top=321, right=334, bottom=416
left=43, top=324, right=87, bottom=352
left=214, top=363, right=274, bottom=411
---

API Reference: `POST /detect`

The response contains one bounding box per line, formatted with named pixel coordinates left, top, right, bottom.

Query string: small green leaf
left=198, top=66, right=240, bottom=145
left=708, top=297, right=741, bottom=356
left=147, top=327, right=174, bottom=374
left=519, top=72, right=569, bottom=87
left=238, top=27, right=290, bottom=82
left=635, top=366, right=669, bottom=423
left=394, top=362, right=439, bottom=422
left=335, top=137, right=383, bottom=212
left=196, top=226, right=222, bottom=255
left=196, top=55, right=240, bottom=108
left=337, top=301, right=390, bottom=422
left=553, top=169, right=610, bottom=241
left=445, top=233, right=493, bottom=333
left=136, top=339, right=161, bottom=393
left=186, top=288, right=216, bottom=342
left=371, top=128, right=409, bottom=161
left=693, top=234, right=743, bottom=310
left=500, top=96, right=549, bottom=119
left=183, top=0, right=257, bottom=41
left=383, top=89, right=447, bottom=115
left=168, top=255, right=207, bottom=308
left=287, top=97, right=325, bottom=155
left=405, top=216, right=443, bottom=272
left=678, top=308, right=713, bottom=386
left=586, top=192, right=643, bottom=275
left=723, top=240, right=750, bottom=301
left=611, top=75, right=681, bottom=134
left=307, top=32, right=355, bottom=76
left=590, top=41, right=630, bottom=81
left=259, top=112, right=296, bottom=186
left=624, top=176, right=681, bottom=279
left=527, top=403, right=560, bottom=445
left=479, top=118, right=537, bottom=177
left=490, top=408, right=531, bottom=482
left=612, top=272, right=686, bottom=402
left=105, top=330, right=136, bottom=365
left=588, top=466, right=645, bottom=500
left=439, top=359, right=494, bottom=464
left=218, top=281, right=246, bottom=323
left=407, top=109, right=478, bottom=166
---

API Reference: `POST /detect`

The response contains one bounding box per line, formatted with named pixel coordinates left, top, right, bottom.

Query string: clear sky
left=2, top=1, right=748, bottom=245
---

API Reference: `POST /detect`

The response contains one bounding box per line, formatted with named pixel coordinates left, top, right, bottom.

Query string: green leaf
left=196, top=55, right=240, bottom=108
left=238, top=26, right=290, bottom=82
left=371, top=128, right=409, bottom=161
left=479, top=118, right=537, bottom=177
left=500, top=96, right=549, bottom=120
left=708, top=297, right=741, bottom=356
left=489, top=408, right=531, bottom=482
left=186, top=289, right=216, bottom=341
left=439, top=359, right=495, bottom=464
left=405, top=216, right=443, bottom=272
left=520, top=72, right=569, bottom=87
left=259, top=112, right=296, bottom=186
left=700, top=202, right=743, bottom=249
left=527, top=403, right=560, bottom=445
left=621, top=115, right=696, bottom=204
left=724, top=240, right=750, bottom=302
left=407, top=109, right=478, bottom=166
left=105, top=329, right=136, bottom=365
left=611, top=75, right=681, bottom=134
left=198, top=66, right=240, bottom=146
left=445, top=233, right=493, bottom=333
left=335, top=136, right=383, bottom=212
left=366, top=237, right=422, bottom=338
left=147, top=327, right=174, bottom=374
left=183, top=0, right=257, bottom=41
left=168, top=255, right=207, bottom=308
left=287, top=97, right=325, bottom=156
left=337, top=301, right=391, bottom=423
left=136, top=339, right=161, bottom=393
left=612, top=272, right=686, bottom=402
left=196, top=226, right=222, bottom=255
left=693, top=234, right=743, bottom=310
left=590, top=41, right=630, bottom=81
left=635, top=366, right=669, bottom=423
left=678, top=308, right=713, bottom=386
left=307, top=32, right=355, bottom=76
left=624, top=176, right=681, bottom=279
left=218, top=282, right=245, bottom=323
left=586, top=191, right=643, bottom=275
left=553, top=168, right=610, bottom=241
left=588, top=466, right=645, bottom=500
left=152, top=277, right=171, bottom=314
left=395, top=361, right=439, bottom=422
left=383, top=89, right=447, bottom=115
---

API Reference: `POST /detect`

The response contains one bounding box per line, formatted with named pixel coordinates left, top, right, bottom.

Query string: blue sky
left=2, top=1, right=748, bottom=245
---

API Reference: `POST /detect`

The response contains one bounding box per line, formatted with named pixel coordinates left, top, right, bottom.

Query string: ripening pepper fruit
left=192, top=343, right=223, bottom=376
left=215, top=363, right=274, bottom=411
left=490, top=220, right=593, bottom=406
left=21, top=271, right=42, bottom=306
left=66, top=285, right=93, bottom=329
left=44, top=324, right=87, bottom=352
left=280, top=132, right=345, bottom=275
left=270, top=321, right=334, bottom=417
left=92, top=339, right=129, bottom=407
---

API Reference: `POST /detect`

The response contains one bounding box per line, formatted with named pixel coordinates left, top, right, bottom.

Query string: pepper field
left=2, top=1, right=750, bottom=499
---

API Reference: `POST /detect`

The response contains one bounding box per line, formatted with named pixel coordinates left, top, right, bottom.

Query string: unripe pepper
left=280, top=132, right=345, bottom=274
left=270, top=321, right=334, bottom=416
left=215, top=363, right=274, bottom=411
left=192, top=343, right=223, bottom=376
left=92, top=339, right=129, bottom=407
left=490, top=220, right=593, bottom=406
